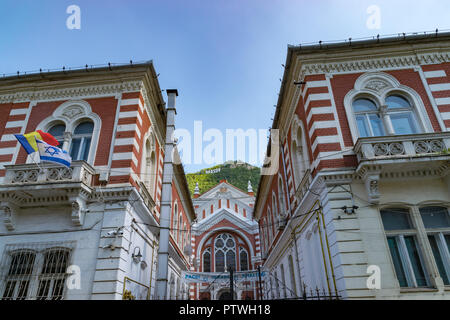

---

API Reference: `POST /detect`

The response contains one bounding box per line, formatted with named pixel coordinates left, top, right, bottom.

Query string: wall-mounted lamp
left=341, top=205, right=359, bottom=214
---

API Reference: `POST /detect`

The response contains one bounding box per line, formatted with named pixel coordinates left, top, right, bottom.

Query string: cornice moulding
left=0, top=80, right=143, bottom=104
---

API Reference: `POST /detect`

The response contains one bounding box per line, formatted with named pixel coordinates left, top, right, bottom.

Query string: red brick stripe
left=7, top=114, right=26, bottom=121
left=119, top=104, right=139, bottom=112
left=307, top=113, right=335, bottom=129
left=304, top=74, right=326, bottom=81
left=310, top=127, right=338, bottom=144
left=427, top=77, right=449, bottom=84
left=0, top=141, right=17, bottom=148
left=0, top=154, right=13, bottom=162
left=313, top=143, right=341, bottom=159
left=2, top=127, right=21, bottom=134
left=122, top=92, right=140, bottom=99
left=432, top=90, right=450, bottom=98
left=438, top=105, right=450, bottom=113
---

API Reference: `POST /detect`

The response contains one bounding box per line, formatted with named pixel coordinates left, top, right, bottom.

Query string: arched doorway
left=218, top=290, right=233, bottom=300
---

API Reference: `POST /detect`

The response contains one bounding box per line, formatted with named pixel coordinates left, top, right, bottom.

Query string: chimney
left=155, top=88, right=178, bottom=299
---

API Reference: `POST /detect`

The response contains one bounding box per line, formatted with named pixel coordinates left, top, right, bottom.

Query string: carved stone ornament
left=365, top=80, right=389, bottom=92
left=364, top=174, right=380, bottom=204
left=1, top=205, right=16, bottom=231
left=62, top=106, right=84, bottom=119
left=71, top=199, right=86, bottom=226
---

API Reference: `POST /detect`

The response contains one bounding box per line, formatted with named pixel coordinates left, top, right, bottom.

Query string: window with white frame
left=142, top=135, right=157, bottom=197
left=214, top=233, right=236, bottom=272
left=381, top=208, right=429, bottom=288
left=239, top=247, right=249, bottom=271
left=178, top=214, right=182, bottom=245
left=172, top=203, right=178, bottom=238
left=353, top=94, right=420, bottom=138
left=291, top=119, right=309, bottom=188
left=203, top=248, right=211, bottom=272
left=69, top=121, right=94, bottom=161
left=1, top=243, right=74, bottom=300
left=419, top=206, right=450, bottom=285
left=381, top=205, right=450, bottom=289
left=266, top=208, right=273, bottom=244
left=278, top=177, right=286, bottom=216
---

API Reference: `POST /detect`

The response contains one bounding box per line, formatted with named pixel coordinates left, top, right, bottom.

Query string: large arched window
left=239, top=247, right=249, bottom=271
left=142, top=134, right=157, bottom=197
left=214, top=233, right=236, bottom=272
left=353, top=95, right=420, bottom=138
left=70, top=121, right=94, bottom=161
left=278, top=177, right=286, bottom=216
left=353, top=98, right=385, bottom=137
left=291, top=119, right=309, bottom=188
left=203, top=248, right=211, bottom=272
left=178, top=214, right=183, bottom=244
left=267, top=208, right=273, bottom=242
left=272, top=194, right=279, bottom=230
left=172, top=203, right=178, bottom=238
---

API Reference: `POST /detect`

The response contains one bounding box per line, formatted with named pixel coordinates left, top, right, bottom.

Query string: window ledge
left=400, top=287, right=439, bottom=293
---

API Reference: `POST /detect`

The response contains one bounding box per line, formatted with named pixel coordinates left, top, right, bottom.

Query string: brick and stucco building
left=189, top=180, right=261, bottom=300
left=254, top=32, right=450, bottom=299
left=0, top=62, right=195, bottom=299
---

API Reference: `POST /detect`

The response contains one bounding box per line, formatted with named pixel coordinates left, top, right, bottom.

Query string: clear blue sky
left=1, top=0, right=449, bottom=172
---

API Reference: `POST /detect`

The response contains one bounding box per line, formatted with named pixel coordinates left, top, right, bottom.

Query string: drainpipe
left=155, top=89, right=178, bottom=299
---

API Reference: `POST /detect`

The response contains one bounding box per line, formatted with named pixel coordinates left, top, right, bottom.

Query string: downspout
left=316, top=210, right=332, bottom=294
left=319, top=207, right=338, bottom=296
left=148, top=240, right=156, bottom=299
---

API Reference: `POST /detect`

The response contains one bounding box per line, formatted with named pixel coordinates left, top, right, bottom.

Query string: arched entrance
left=218, top=290, right=233, bottom=300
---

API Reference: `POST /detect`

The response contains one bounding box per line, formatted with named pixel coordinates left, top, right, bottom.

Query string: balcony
left=0, top=161, right=96, bottom=228
left=1, top=160, right=95, bottom=188
left=354, top=132, right=450, bottom=162
left=353, top=132, right=450, bottom=204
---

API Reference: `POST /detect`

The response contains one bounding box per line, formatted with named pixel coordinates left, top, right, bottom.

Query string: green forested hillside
left=186, top=161, right=261, bottom=197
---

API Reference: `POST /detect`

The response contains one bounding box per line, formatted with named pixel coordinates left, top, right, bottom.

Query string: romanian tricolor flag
left=15, top=130, right=59, bottom=154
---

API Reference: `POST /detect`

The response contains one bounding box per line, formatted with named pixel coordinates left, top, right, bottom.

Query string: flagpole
left=29, top=151, right=45, bottom=174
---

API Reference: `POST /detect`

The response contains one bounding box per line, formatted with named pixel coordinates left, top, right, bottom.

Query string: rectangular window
left=381, top=208, right=429, bottom=288
left=404, top=236, right=428, bottom=287
left=428, top=235, right=449, bottom=285
left=0, top=242, right=75, bottom=300
left=387, top=237, right=408, bottom=287
left=419, top=207, right=450, bottom=286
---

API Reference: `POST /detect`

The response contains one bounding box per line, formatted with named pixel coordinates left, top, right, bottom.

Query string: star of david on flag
left=36, top=139, right=72, bottom=168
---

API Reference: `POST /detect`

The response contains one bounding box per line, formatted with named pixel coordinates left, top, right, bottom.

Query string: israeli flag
left=36, top=139, right=72, bottom=168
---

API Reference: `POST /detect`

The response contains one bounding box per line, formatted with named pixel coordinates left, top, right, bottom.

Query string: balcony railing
left=354, top=132, right=450, bottom=162
left=2, top=160, right=96, bottom=187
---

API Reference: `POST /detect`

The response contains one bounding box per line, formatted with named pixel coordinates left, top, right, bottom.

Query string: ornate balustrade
left=3, top=160, right=95, bottom=186
left=354, top=132, right=450, bottom=161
